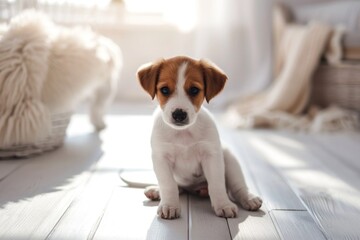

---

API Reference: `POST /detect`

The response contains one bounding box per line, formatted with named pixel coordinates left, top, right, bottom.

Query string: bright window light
left=123, top=0, right=197, bottom=32
left=38, top=0, right=112, bottom=9
left=164, top=0, right=197, bottom=32
left=123, top=0, right=165, bottom=14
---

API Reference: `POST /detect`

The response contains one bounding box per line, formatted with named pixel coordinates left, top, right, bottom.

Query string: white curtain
left=194, top=0, right=274, bottom=108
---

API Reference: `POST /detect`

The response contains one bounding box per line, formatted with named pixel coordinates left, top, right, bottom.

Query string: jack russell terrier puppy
left=137, top=56, right=262, bottom=219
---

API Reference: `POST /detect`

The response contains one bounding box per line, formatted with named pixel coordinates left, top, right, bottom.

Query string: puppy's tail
left=0, top=10, right=52, bottom=147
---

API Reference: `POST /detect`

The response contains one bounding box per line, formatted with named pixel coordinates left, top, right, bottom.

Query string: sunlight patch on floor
left=67, top=113, right=154, bottom=170
left=249, top=135, right=360, bottom=211
left=249, top=137, right=306, bottom=169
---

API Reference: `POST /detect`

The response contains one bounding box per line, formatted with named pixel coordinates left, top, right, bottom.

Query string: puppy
left=137, top=56, right=262, bottom=219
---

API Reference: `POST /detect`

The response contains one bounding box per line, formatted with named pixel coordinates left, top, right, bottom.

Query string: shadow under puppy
left=137, top=56, right=262, bottom=219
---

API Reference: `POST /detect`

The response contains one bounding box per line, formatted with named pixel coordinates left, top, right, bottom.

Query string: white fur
left=0, top=10, right=122, bottom=148
left=146, top=64, right=262, bottom=219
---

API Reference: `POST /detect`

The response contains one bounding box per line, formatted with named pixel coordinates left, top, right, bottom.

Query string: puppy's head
left=137, top=56, right=227, bottom=129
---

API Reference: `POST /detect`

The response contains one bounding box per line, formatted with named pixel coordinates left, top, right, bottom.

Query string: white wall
left=91, top=0, right=274, bottom=107
left=1, top=0, right=274, bottom=107
left=94, top=24, right=196, bottom=102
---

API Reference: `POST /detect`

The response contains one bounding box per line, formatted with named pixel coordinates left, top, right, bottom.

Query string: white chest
left=156, top=139, right=215, bottom=187
left=151, top=107, right=221, bottom=187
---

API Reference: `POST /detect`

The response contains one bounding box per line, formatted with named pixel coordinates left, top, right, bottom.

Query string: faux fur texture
left=0, top=10, right=122, bottom=148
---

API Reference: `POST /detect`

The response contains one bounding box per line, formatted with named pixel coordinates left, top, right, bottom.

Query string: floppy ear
left=200, top=60, right=227, bottom=103
left=136, top=59, right=164, bottom=99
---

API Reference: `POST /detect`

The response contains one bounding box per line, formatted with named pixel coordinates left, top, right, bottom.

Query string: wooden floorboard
left=0, top=134, right=102, bottom=239
left=0, top=160, right=26, bottom=181
left=188, top=195, right=231, bottom=240
left=291, top=133, right=360, bottom=191
left=47, top=154, right=118, bottom=239
left=226, top=130, right=307, bottom=211
left=93, top=188, right=189, bottom=240
left=248, top=130, right=360, bottom=239
left=0, top=114, right=359, bottom=239
left=228, top=206, right=280, bottom=240
left=270, top=210, right=326, bottom=240
left=311, top=133, right=360, bottom=183
left=290, top=133, right=360, bottom=239
left=220, top=128, right=281, bottom=240
left=224, top=130, right=333, bottom=239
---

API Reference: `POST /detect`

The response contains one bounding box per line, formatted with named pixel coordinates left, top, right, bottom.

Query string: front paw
left=239, top=192, right=263, bottom=211
left=157, top=201, right=181, bottom=219
left=213, top=201, right=238, bottom=218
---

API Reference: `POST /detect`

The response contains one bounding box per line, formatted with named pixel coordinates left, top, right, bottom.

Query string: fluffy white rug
left=0, top=10, right=122, bottom=148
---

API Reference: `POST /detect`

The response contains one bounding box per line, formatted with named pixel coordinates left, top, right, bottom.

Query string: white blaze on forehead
left=162, top=61, right=198, bottom=128
left=176, top=62, right=188, bottom=96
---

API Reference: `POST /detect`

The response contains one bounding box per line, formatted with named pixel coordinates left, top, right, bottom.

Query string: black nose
left=172, top=109, right=188, bottom=123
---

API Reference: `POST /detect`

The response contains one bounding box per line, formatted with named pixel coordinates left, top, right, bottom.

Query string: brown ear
left=137, top=59, right=164, bottom=99
left=200, top=60, right=227, bottom=103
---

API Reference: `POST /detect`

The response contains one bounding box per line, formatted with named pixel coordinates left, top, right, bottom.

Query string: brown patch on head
left=137, top=56, right=227, bottom=109
left=156, top=61, right=178, bottom=108
left=200, top=60, right=227, bottom=103
left=137, top=59, right=164, bottom=99
left=184, top=61, right=205, bottom=111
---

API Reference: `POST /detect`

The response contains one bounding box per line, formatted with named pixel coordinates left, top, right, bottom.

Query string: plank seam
left=225, top=218, right=233, bottom=240
left=269, top=209, right=307, bottom=212
left=258, top=134, right=330, bottom=240
left=239, top=132, right=309, bottom=211
left=44, top=157, right=102, bottom=240
left=186, top=193, right=189, bottom=240
left=228, top=131, right=319, bottom=239
left=0, top=161, right=29, bottom=182
left=224, top=131, right=283, bottom=239
left=268, top=210, right=286, bottom=240
left=87, top=186, right=116, bottom=240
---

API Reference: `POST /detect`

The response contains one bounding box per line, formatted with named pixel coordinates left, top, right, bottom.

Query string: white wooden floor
left=1, top=110, right=360, bottom=240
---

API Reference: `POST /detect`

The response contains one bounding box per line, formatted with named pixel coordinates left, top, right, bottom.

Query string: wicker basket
left=311, top=62, right=360, bottom=112
left=0, top=112, right=72, bottom=158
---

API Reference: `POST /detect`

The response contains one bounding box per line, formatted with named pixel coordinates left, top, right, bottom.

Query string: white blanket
left=226, top=4, right=359, bottom=132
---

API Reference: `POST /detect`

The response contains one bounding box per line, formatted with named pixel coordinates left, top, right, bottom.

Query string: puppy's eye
left=189, top=87, right=200, bottom=96
left=160, top=87, right=170, bottom=96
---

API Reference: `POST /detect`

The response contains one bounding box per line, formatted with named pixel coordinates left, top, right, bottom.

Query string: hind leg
left=223, top=147, right=263, bottom=211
